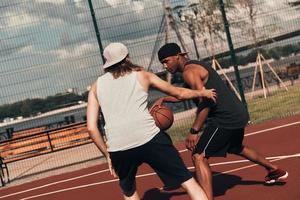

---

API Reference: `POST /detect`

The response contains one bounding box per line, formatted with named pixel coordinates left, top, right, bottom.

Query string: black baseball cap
left=158, top=43, right=187, bottom=63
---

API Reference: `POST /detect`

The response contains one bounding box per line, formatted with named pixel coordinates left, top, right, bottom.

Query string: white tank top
left=96, top=71, right=160, bottom=152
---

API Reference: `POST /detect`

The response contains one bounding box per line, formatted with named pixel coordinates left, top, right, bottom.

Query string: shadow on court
left=212, top=172, right=286, bottom=197
left=141, top=172, right=287, bottom=199
left=142, top=188, right=186, bottom=200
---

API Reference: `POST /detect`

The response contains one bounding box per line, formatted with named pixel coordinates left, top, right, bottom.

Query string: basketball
left=150, top=105, right=174, bottom=130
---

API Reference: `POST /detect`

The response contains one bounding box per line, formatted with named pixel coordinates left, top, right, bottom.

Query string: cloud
left=0, top=0, right=87, bottom=28
left=0, top=0, right=164, bottom=44
left=0, top=12, right=40, bottom=29
left=50, top=43, right=97, bottom=60
left=104, top=0, right=126, bottom=8
left=38, top=0, right=66, bottom=5
left=19, top=45, right=34, bottom=54
left=27, top=0, right=86, bottom=25
left=0, top=39, right=32, bottom=57
left=59, top=31, right=92, bottom=48
left=132, top=1, right=145, bottom=13
left=97, top=0, right=163, bottom=41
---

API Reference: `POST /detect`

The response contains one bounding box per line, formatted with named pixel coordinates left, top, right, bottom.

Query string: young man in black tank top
left=154, top=43, right=288, bottom=200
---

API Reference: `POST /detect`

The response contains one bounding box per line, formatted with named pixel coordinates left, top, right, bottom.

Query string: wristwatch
left=190, top=128, right=200, bottom=135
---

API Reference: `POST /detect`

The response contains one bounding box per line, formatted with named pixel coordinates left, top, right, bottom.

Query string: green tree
left=20, top=99, right=32, bottom=117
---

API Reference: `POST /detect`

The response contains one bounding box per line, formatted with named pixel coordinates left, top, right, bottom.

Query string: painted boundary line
left=20, top=153, right=300, bottom=200
left=0, top=169, right=110, bottom=199
left=3, top=153, right=300, bottom=200
left=245, top=121, right=300, bottom=136
left=0, top=120, right=299, bottom=199
left=178, top=120, right=300, bottom=153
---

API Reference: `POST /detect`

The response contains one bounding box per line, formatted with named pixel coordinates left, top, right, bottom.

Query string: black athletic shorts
left=109, top=131, right=192, bottom=197
left=193, top=124, right=245, bottom=158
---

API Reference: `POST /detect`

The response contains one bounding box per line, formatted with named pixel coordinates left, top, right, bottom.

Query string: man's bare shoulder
left=136, top=70, right=151, bottom=79
left=185, top=62, right=206, bottom=71
left=182, top=63, right=208, bottom=87
left=183, top=63, right=205, bottom=77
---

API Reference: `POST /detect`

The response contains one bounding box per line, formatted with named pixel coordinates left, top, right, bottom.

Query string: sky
left=0, top=0, right=299, bottom=106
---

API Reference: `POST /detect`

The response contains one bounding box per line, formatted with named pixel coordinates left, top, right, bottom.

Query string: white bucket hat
left=103, top=42, right=128, bottom=69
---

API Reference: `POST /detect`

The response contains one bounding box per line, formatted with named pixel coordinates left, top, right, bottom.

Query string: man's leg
left=237, top=146, right=288, bottom=183
left=192, top=153, right=213, bottom=200
left=237, top=146, right=277, bottom=171
left=123, top=191, right=140, bottom=200
left=181, top=178, right=208, bottom=200
left=143, top=132, right=207, bottom=200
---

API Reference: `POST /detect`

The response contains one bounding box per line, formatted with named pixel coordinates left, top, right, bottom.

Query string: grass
left=247, top=84, right=300, bottom=123
left=167, top=117, right=194, bottom=144
left=166, top=83, right=300, bottom=144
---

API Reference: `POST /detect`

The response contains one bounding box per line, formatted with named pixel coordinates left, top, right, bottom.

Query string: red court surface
left=1, top=114, right=300, bottom=200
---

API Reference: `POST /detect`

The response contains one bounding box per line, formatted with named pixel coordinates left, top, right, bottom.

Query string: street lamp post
left=190, top=28, right=200, bottom=60
left=176, top=9, right=200, bottom=60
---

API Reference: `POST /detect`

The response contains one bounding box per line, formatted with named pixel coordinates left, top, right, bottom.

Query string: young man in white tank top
left=87, top=43, right=217, bottom=200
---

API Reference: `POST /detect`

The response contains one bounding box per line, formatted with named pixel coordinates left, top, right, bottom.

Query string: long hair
left=104, top=56, right=143, bottom=79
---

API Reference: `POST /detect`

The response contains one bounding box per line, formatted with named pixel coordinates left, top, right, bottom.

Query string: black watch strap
left=190, top=128, right=200, bottom=135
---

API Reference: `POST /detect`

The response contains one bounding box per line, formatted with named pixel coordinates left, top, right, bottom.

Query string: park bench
left=286, top=63, right=300, bottom=85
left=0, top=122, right=92, bottom=186
left=275, top=63, right=300, bottom=86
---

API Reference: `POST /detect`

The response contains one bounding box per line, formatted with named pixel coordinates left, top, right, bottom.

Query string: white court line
left=213, top=157, right=286, bottom=177
left=245, top=121, right=300, bottom=136
left=1, top=120, right=299, bottom=199
left=210, top=153, right=300, bottom=167
left=20, top=172, right=157, bottom=200
left=178, top=120, right=300, bottom=153
left=0, top=169, right=109, bottom=199
left=20, top=153, right=300, bottom=200
left=185, top=153, right=300, bottom=170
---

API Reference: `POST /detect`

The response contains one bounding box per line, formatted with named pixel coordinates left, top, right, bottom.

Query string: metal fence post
left=46, top=131, right=54, bottom=152
left=218, top=0, right=247, bottom=107
left=88, top=0, right=105, bottom=64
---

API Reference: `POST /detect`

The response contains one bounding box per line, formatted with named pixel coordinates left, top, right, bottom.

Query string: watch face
left=190, top=128, right=200, bottom=134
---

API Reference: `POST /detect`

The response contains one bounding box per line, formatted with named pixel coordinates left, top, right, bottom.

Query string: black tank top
left=185, top=60, right=249, bottom=129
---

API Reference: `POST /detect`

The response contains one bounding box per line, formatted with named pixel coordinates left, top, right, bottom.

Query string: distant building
left=0, top=103, right=88, bottom=139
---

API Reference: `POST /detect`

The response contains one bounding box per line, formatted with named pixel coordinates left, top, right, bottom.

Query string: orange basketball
left=150, top=105, right=174, bottom=130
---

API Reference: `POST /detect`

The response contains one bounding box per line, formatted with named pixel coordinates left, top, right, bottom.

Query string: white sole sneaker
left=265, top=171, right=288, bottom=184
